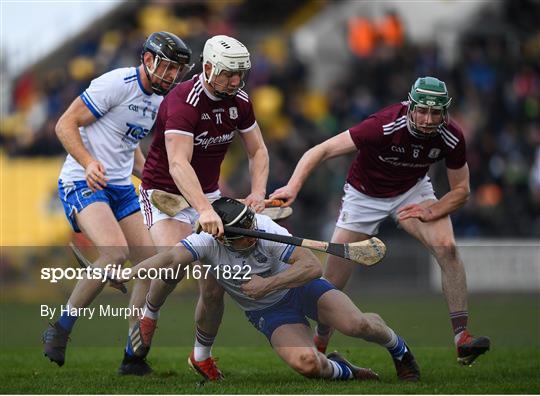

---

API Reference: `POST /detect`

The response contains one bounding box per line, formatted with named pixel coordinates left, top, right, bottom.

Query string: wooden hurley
left=150, top=189, right=293, bottom=221
left=224, top=226, right=386, bottom=266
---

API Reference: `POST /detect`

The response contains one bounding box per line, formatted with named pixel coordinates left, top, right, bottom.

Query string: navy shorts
left=58, top=179, right=140, bottom=232
left=245, top=278, right=336, bottom=342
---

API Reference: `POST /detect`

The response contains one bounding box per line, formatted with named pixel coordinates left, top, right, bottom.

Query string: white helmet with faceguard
left=202, top=35, right=251, bottom=99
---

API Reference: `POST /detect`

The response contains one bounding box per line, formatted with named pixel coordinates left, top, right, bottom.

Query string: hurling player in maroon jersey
left=271, top=77, right=490, bottom=367
left=122, top=36, right=269, bottom=379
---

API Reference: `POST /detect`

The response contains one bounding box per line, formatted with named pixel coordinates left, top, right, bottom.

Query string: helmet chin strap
left=143, top=55, right=166, bottom=94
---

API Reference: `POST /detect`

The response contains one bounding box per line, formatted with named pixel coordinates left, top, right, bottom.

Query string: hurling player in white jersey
left=271, top=77, right=490, bottom=366
left=115, top=198, right=421, bottom=382
left=43, top=32, right=194, bottom=371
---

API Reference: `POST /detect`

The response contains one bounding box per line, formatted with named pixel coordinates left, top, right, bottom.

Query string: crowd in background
left=1, top=0, right=538, bottom=239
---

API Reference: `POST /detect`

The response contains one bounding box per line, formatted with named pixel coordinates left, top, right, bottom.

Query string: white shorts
left=336, top=176, right=437, bottom=235
left=139, top=186, right=221, bottom=229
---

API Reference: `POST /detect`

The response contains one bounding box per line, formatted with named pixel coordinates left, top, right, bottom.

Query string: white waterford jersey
left=182, top=215, right=296, bottom=311
left=59, top=67, right=162, bottom=185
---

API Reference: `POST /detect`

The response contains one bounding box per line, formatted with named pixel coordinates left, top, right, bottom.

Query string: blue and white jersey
left=59, top=67, right=163, bottom=185
left=182, top=215, right=296, bottom=311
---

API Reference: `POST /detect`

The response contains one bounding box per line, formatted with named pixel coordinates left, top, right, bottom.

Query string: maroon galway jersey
left=142, top=74, right=257, bottom=194
left=347, top=102, right=466, bottom=198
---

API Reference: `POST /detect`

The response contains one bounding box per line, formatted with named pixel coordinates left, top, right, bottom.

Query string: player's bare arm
left=397, top=164, right=470, bottom=222
left=270, top=131, right=357, bottom=205
left=239, top=124, right=269, bottom=213
left=165, top=133, right=224, bottom=236
left=132, top=146, right=146, bottom=180
left=241, top=248, right=322, bottom=299
left=55, top=97, right=107, bottom=191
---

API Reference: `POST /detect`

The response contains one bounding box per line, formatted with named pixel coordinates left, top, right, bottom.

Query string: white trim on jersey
left=237, top=89, right=249, bottom=103
left=199, top=73, right=221, bottom=102
left=164, top=129, right=194, bottom=137
left=187, top=79, right=203, bottom=107
left=382, top=115, right=407, bottom=135
left=439, top=126, right=458, bottom=149
left=193, top=94, right=202, bottom=107
left=238, top=121, right=258, bottom=133
left=382, top=115, right=407, bottom=129
left=441, top=126, right=459, bottom=144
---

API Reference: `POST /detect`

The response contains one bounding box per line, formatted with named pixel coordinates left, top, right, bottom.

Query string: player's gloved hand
left=85, top=160, right=108, bottom=191
left=241, top=274, right=270, bottom=299
left=269, top=184, right=298, bottom=207
left=397, top=204, right=435, bottom=222
left=198, top=207, right=224, bottom=237
left=243, top=192, right=266, bottom=213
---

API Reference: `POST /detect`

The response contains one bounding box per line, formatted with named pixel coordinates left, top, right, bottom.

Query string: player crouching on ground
left=116, top=198, right=421, bottom=382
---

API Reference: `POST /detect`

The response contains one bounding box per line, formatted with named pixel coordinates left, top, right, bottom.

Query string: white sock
left=142, top=294, right=160, bottom=320
left=383, top=328, right=399, bottom=349
left=327, top=359, right=353, bottom=380
left=143, top=303, right=159, bottom=320
left=193, top=340, right=212, bottom=361
left=328, top=359, right=342, bottom=379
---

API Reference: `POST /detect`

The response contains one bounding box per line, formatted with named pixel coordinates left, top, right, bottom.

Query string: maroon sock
left=450, top=311, right=468, bottom=335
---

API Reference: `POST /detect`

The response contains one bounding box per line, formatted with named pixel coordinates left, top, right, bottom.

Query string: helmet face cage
left=208, top=68, right=250, bottom=99
left=221, top=213, right=257, bottom=254
left=406, top=77, right=452, bottom=139
left=145, top=54, right=193, bottom=95
left=141, top=32, right=194, bottom=96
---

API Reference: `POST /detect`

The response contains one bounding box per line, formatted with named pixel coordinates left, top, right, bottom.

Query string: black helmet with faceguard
left=212, top=197, right=256, bottom=253
left=141, top=31, right=193, bottom=95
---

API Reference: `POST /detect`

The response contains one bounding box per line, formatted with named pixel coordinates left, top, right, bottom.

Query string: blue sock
left=57, top=308, right=78, bottom=332
left=328, top=359, right=353, bottom=380
left=386, top=334, right=408, bottom=360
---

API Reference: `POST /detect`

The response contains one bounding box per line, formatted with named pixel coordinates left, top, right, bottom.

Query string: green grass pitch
left=1, top=292, right=539, bottom=394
